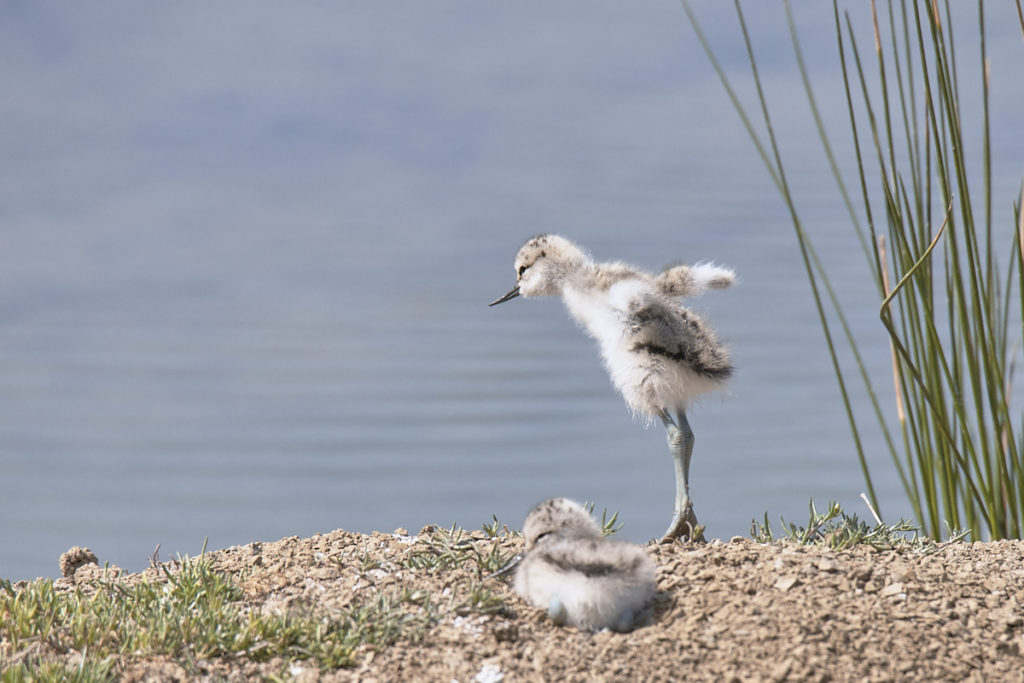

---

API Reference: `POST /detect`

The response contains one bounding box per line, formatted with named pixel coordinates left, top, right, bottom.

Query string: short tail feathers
left=656, top=262, right=737, bottom=298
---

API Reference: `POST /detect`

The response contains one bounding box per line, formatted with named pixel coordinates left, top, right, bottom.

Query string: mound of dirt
left=22, top=529, right=1024, bottom=681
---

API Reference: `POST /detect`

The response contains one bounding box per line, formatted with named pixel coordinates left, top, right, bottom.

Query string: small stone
left=849, top=567, right=873, bottom=582
left=816, top=559, right=839, bottom=573
left=492, top=620, right=519, bottom=642
left=770, top=658, right=793, bottom=682
left=309, top=566, right=339, bottom=580
left=73, top=563, right=122, bottom=583
left=774, top=575, right=799, bottom=591
left=880, top=582, right=905, bottom=598
left=891, top=566, right=915, bottom=583
left=58, top=546, right=98, bottom=578
left=473, top=662, right=505, bottom=683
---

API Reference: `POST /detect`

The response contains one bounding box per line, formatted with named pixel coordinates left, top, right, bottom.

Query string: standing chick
left=491, top=235, right=735, bottom=541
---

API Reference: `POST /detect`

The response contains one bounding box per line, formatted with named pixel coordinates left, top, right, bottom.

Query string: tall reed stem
left=683, top=0, right=1024, bottom=539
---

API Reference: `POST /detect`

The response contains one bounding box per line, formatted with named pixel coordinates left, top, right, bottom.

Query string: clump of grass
left=582, top=501, right=624, bottom=536
left=1, top=559, right=252, bottom=664
left=0, top=554, right=441, bottom=678
left=351, top=550, right=385, bottom=572
left=402, top=523, right=516, bottom=576
left=452, top=580, right=508, bottom=617
left=481, top=514, right=517, bottom=539
left=751, top=499, right=969, bottom=553
left=1, top=657, right=115, bottom=683
left=332, top=590, right=434, bottom=658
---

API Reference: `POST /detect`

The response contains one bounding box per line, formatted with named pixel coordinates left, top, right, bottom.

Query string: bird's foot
left=610, top=608, right=636, bottom=633
left=659, top=505, right=706, bottom=544
left=547, top=597, right=569, bottom=626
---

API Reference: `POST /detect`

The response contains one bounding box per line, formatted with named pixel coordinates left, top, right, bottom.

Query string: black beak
left=489, top=286, right=521, bottom=307
left=485, top=551, right=525, bottom=580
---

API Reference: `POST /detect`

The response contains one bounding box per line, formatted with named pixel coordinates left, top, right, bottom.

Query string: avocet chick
left=490, top=235, right=735, bottom=542
left=510, top=498, right=656, bottom=632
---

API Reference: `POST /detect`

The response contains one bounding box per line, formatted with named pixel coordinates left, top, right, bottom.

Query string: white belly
left=562, top=281, right=725, bottom=419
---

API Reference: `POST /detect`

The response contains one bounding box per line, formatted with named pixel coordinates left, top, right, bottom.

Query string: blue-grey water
left=2, top=2, right=1022, bottom=580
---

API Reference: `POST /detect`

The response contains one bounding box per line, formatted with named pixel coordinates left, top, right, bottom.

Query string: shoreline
left=4, top=527, right=1024, bottom=681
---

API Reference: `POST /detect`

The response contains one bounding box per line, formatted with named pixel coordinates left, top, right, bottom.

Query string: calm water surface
left=2, top=2, right=1022, bottom=579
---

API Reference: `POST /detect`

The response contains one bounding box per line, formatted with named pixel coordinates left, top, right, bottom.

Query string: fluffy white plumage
left=492, top=234, right=734, bottom=419
left=512, top=498, right=656, bottom=632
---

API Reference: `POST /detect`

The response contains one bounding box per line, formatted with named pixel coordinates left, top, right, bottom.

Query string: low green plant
left=481, top=514, right=515, bottom=539
left=351, top=550, right=384, bottom=572
left=402, top=523, right=516, bottom=576
left=0, top=552, right=456, bottom=678
left=1, top=657, right=116, bottom=683
left=451, top=580, right=508, bottom=616
left=751, top=499, right=969, bottom=552
left=582, top=501, right=624, bottom=537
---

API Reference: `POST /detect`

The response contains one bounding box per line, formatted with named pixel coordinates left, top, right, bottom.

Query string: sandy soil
left=18, top=528, right=1024, bottom=681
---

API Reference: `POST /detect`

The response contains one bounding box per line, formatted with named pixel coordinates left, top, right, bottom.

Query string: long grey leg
left=659, top=410, right=705, bottom=543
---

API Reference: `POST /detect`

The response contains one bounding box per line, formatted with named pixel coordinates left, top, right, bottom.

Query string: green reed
left=682, top=0, right=1024, bottom=539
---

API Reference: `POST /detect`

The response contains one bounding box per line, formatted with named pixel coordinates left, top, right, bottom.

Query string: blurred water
left=2, top=2, right=1022, bottom=580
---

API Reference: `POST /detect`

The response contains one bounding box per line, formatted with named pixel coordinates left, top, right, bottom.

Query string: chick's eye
left=518, top=265, right=528, bottom=276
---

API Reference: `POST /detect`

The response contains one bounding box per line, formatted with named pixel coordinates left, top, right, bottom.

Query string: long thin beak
left=485, top=551, right=525, bottom=580
left=489, top=286, right=521, bottom=307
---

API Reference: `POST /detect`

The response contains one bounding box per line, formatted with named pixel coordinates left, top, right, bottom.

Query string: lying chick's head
left=522, top=498, right=602, bottom=551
